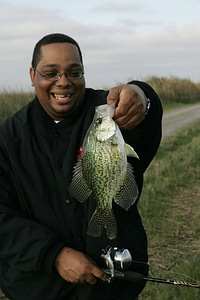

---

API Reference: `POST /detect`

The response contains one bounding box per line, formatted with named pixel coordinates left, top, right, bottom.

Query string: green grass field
left=139, top=121, right=200, bottom=299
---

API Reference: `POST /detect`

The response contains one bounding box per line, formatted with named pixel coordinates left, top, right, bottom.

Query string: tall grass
left=139, top=122, right=200, bottom=299
left=1, top=76, right=200, bottom=122
left=0, top=91, right=34, bottom=123
left=146, top=76, right=200, bottom=104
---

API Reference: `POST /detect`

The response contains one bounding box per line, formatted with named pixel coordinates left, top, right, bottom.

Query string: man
left=0, top=33, right=162, bottom=299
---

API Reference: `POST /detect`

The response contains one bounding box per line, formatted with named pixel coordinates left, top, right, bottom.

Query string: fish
left=69, top=104, right=139, bottom=239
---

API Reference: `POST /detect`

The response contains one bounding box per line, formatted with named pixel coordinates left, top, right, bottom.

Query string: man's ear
left=29, top=67, right=35, bottom=87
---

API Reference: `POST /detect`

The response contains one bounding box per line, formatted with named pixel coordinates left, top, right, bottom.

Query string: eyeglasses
left=36, top=70, right=84, bottom=82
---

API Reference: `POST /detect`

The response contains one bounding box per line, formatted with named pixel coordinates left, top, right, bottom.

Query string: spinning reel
left=101, top=246, right=132, bottom=283
left=101, top=246, right=200, bottom=288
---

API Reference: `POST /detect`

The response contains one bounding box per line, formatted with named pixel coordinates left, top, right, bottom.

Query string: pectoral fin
left=114, top=163, right=138, bottom=210
left=125, top=143, right=139, bottom=159
left=68, top=159, right=92, bottom=202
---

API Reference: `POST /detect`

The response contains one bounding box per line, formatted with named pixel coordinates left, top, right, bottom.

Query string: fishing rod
left=101, top=246, right=200, bottom=289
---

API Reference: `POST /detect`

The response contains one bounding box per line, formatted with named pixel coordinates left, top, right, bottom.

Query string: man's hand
left=54, top=247, right=107, bottom=285
left=107, top=84, right=148, bottom=130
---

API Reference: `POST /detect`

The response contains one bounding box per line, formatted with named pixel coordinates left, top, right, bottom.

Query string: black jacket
left=0, top=82, right=162, bottom=300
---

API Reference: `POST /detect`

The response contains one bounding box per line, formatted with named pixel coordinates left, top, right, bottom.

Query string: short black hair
left=31, top=33, right=83, bottom=70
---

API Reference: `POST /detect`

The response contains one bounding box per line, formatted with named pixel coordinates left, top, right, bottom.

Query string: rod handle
left=109, top=270, right=144, bottom=282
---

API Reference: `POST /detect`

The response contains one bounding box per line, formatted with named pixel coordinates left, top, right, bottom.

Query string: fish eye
left=96, top=117, right=102, bottom=125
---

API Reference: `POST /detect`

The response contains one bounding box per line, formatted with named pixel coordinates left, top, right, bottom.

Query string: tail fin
left=87, top=208, right=117, bottom=240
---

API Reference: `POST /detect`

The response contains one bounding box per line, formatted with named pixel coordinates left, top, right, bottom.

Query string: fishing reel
left=101, top=246, right=132, bottom=283
left=101, top=246, right=200, bottom=288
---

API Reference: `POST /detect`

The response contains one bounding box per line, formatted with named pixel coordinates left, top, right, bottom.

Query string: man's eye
left=44, top=72, right=57, bottom=78
left=70, top=71, right=81, bottom=77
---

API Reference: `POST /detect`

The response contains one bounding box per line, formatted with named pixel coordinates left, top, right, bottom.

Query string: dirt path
left=1, top=103, right=200, bottom=299
left=162, top=103, right=200, bottom=138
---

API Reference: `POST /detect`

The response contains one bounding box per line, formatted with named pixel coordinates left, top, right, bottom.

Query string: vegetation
left=139, top=122, right=200, bottom=299
left=146, top=76, right=200, bottom=104
left=1, top=76, right=200, bottom=121
left=0, top=91, right=34, bottom=123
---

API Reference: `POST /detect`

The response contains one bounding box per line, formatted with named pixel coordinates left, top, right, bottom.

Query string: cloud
left=92, top=1, right=143, bottom=12
left=82, top=23, right=200, bottom=86
left=0, top=0, right=200, bottom=90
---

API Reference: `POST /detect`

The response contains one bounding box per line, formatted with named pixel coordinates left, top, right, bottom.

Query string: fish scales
left=69, top=104, right=139, bottom=239
left=82, top=143, right=125, bottom=209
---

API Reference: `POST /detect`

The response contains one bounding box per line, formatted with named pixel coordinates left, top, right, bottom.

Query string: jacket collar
left=33, top=96, right=83, bottom=132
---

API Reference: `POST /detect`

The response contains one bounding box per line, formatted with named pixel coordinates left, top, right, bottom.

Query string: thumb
left=107, top=86, right=121, bottom=106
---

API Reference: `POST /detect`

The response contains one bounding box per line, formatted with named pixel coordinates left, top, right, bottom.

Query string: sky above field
left=1, top=0, right=200, bottom=90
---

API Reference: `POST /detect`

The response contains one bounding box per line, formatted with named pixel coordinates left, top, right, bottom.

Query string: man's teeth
left=54, top=94, right=70, bottom=99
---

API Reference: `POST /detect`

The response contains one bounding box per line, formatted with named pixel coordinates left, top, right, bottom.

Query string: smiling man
left=30, top=41, right=86, bottom=119
left=0, top=33, right=162, bottom=300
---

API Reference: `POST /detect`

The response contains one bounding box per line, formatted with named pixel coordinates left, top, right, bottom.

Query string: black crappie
left=69, top=104, right=139, bottom=239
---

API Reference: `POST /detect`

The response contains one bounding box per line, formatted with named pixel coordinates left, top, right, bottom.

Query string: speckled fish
left=69, top=104, right=139, bottom=239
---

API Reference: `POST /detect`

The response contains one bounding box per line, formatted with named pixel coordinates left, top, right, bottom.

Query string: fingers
left=54, top=247, right=107, bottom=285
left=91, top=264, right=107, bottom=283
left=114, top=100, right=146, bottom=130
left=107, top=84, right=148, bottom=130
left=78, top=265, right=107, bottom=285
left=107, top=86, right=122, bottom=106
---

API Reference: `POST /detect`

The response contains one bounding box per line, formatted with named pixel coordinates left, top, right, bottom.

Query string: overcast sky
left=1, top=0, right=200, bottom=91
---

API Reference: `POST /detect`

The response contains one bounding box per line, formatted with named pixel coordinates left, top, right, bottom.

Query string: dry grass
left=146, top=76, right=200, bottom=104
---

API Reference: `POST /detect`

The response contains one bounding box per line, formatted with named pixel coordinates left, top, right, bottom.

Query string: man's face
left=30, top=43, right=85, bottom=120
